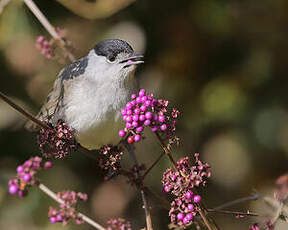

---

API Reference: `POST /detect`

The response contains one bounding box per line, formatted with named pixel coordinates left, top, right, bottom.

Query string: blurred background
left=1, top=0, right=288, bottom=229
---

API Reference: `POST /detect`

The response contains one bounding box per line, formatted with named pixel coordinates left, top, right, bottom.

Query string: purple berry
left=139, top=89, right=146, bottom=97
left=164, top=185, right=170, bottom=192
left=187, top=203, right=194, bottom=211
left=126, top=110, right=132, bottom=115
left=132, top=121, right=138, bottom=127
left=193, top=195, right=201, bottom=203
left=126, top=116, right=132, bottom=123
left=44, top=161, right=53, bottom=169
left=183, top=217, right=189, bottom=224
left=145, top=112, right=153, bottom=120
left=151, top=126, right=158, bottom=132
left=131, top=93, right=137, bottom=99
left=9, top=184, right=18, bottom=194
left=144, top=120, right=151, bottom=126
left=139, top=114, right=146, bottom=121
left=121, top=109, right=127, bottom=116
left=134, top=108, right=141, bottom=114
left=130, top=100, right=136, bottom=106
left=56, top=215, right=63, bottom=222
left=50, top=217, right=57, bottom=224
left=16, top=165, right=24, bottom=173
left=126, top=123, right=132, bottom=129
left=23, top=173, right=31, bottom=182
left=153, top=114, right=158, bottom=121
left=177, top=212, right=184, bottom=221
left=141, top=96, right=147, bottom=102
left=186, top=213, right=193, bottom=221
left=140, top=105, right=147, bottom=112
left=136, top=97, right=142, bottom=103
left=160, top=124, right=167, bottom=131
left=144, top=100, right=151, bottom=106
left=185, top=191, right=193, bottom=199
left=133, top=115, right=139, bottom=121
left=118, top=130, right=126, bottom=137
left=126, top=103, right=132, bottom=109
left=134, top=134, right=141, bottom=142
left=123, top=115, right=128, bottom=121
left=136, top=126, right=144, bottom=133
left=158, top=115, right=165, bottom=122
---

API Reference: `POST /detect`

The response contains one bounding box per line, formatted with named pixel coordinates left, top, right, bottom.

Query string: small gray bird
left=26, top=39, right=144, bottom=149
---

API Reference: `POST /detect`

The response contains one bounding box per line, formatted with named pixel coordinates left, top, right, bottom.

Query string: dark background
left=1, top=0, right=288, bottom=229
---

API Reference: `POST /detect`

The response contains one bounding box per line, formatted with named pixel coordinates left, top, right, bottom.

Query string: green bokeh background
left=1, top=0, right=288, bottom=229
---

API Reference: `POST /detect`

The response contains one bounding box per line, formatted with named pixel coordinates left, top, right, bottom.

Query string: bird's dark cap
left=94, top=39, right=134, bottom=61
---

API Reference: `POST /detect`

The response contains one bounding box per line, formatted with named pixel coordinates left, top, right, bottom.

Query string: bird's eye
left=107, top=56, right=116, bottom=63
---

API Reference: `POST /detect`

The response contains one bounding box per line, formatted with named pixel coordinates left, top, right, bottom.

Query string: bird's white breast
left=64, top=77, right=133, bottom=149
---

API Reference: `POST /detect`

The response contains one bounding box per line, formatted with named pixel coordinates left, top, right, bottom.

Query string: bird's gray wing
left=25, top=56, right=89, bottom=131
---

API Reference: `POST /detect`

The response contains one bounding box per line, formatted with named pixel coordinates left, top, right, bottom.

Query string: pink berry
left=23, top=173, right=31, bottom=182
left=44, top=161, right=53, bottom=169
left=50, top=217, right=57, bottom=224
left=151, top=126, right=158, bottom=132
left=136, top=97, right=142, bottom=103
left=9, top=184, right=18, bottom=194
left=186, top=213, right=193, bottom=221
left=56, top=215, right=63, bottom=222
left=188, top=203, right=194, bottom=211
left=145, top=112, right=153, bottom=120
left=126, top=123, right=132, bottom=129
left=139, top=114, right=146, bottom=121
left=131, top=93, right=137, bottom=99
left=121, top=109, right=127, bottom=116
left=134, top=108, right=141, bottom=114
left=164, top=185, right=169, bottom=192
left=160, top=124, right=167, bottom=131
left=144, top=120, right=151, bottom=126
left=141, top=96, right=147, bottom=102
left=133, top=115, right=139, bottom=121
left=134, top=134, right=141, bottom=142
left=185, top=190, right=193, bottom=199
left=16, top=165, right=24, bottom=173
left=177, top=212, right=184, bottom=221
left=158, top=115, right=165, bottom=122
left=193, top=195, right=201, bottom=203
left=136, top=126, right=144, bottom=133
left=126, top=110, right=132, bottom=115
left=140, top=105, right=147, bottom=112
left=128, top=136, right=134, bottom=144
left=126, top=103, right=132, bottom=109
left=132, top=121, right=138, bottom=127
left=118, top=130, right=126, bottom=137
left=139, top=89, right=146, bottom=97
left=153, top=114, right=158, bottom=121
left=145, top=100, right=151, bottom=106
left=126, top=116, right=132, bottom=123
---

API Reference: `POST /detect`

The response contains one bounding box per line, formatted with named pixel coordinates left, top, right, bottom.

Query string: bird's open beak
left=121, top=54, right=144, bottom=68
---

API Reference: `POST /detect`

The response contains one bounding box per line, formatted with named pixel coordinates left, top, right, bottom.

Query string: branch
left=124, top=143, right=153, bottom=230
left=207, top=208, right=259, bottom=217
left=143, top=152, right=165, bottom=178
left=23, top=0, right=76, bottom=62
left=213, top=193, right=262, bottom=211
left=0, top=91, right=97, bottom=160
left=37, top=183, right=106, bottom=230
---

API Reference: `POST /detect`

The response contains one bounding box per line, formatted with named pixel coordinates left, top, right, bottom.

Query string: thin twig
left=143, top=152, right=165, bottom=178
left=0, top=91, right=97, bottom=160
left=213, top=193, right=262, bottom=211
left=207, top=208, right=259, bottom=217
left=37, top=183, right=106, bottom=230
left=23, top=0, right=75, bottom=62
left=124, top=143, right=153, bottom=230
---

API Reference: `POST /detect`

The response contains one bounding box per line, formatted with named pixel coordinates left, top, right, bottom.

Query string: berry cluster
left=162, top=153, right=211, bottom=227
left=98, top=145, right=123, bottom=172
left=106, top=218, right=132, bottom=230
left=118, top=89, right=179, bottom=143
left=35, top=35, right=54, bottom=59
left=48, top=191, right=87, bottom=226
left=8, top=157, right=52, bottom=197
left=37, top=120, right=77, bottom=159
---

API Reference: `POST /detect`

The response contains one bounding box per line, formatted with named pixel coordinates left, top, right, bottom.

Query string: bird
left=26, top=39, right=144, bottom=150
